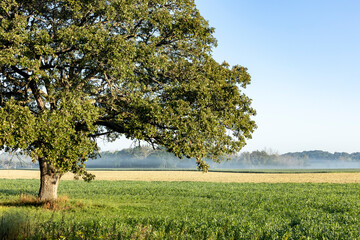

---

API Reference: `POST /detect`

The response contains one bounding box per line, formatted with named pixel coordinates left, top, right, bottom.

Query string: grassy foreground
left=1, top=179, right=360, bottom=239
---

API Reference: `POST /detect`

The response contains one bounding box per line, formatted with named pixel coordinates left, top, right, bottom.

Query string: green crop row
left=1, top=180, right=360, bottom=239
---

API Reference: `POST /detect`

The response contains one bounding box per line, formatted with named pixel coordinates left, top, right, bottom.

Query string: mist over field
left=1, top=148, right=360, bottom=170
left=300, top=160, right=360, bottom=169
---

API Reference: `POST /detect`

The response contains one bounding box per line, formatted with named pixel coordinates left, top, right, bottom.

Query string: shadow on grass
left=0, top=194, right=81, bottom=210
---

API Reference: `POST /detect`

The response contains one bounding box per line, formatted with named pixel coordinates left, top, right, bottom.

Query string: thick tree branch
left=89, top=131, right=113, bottom=138
left=95, top=120, right=126, bottom=134
left=11, top=66, right=30, bottom=79
left=29, top=79, right=45, bottom=111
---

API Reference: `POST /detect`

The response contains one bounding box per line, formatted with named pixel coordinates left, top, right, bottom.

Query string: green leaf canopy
left=0, top=0, right=256, bottom=174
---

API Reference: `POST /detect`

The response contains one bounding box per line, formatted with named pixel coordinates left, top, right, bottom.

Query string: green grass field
left=1, top=179, right=360, bottom=239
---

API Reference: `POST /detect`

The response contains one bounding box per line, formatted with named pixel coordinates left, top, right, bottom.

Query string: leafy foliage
left=0, top=0, right=256, bottom=180
left=0, top=94, right=99, bottom=178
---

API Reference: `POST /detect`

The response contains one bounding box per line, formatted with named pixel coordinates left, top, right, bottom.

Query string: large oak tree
left=0, top=0, right=256, bottom=201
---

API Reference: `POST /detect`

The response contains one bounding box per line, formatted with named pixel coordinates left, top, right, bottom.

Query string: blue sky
left=100, top=0, right=360, bottom=154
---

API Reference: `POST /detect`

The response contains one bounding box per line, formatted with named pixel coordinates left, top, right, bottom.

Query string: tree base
left=38, top=159, right=62, bottom=201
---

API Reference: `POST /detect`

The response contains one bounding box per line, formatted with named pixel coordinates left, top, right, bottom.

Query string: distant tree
left=351, top=153, right=360, bottom=161
left=282, top=152, right=309, bottom=160
left=130, top=145, right=155, bottom=160
left=0, top=0, right=256, bottom=201
left=302, top=150, right=334, bottom=160
left=248, top=150, right=280, bottom=166
left=333, top=152, right=351, bottom=161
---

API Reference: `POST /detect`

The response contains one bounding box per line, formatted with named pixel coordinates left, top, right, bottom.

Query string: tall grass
left=0, top=210, right=33, bottom=240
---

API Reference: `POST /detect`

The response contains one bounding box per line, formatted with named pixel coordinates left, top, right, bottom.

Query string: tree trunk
left=38, top=158, right=62, bottom=201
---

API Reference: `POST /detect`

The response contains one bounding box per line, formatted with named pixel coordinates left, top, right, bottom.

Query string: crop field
left=1, top=172, right=360, bottom=239
left=2, top=169, right=360, bottom=183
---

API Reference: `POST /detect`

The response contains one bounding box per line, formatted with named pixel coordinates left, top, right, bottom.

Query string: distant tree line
left=282, top=150, right=360, bottom=161
left=85, top=148, right=360, bottom=169
left=0, top=153, right=35, bottom=169
left=221, top=150, right=360, bottom=169
left=2, top=148, right=360, bottom=169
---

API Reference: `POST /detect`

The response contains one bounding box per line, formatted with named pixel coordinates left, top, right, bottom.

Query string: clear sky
left=100, top=0, right=360, bottom=154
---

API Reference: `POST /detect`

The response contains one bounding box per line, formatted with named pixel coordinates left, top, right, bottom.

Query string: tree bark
left=38, top=158, right=62, bottom=201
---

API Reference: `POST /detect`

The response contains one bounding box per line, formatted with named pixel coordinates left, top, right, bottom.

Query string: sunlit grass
left=1, top=179, right=360, bottom=239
